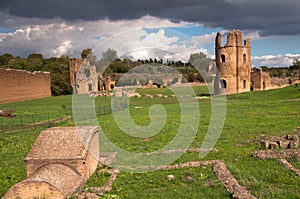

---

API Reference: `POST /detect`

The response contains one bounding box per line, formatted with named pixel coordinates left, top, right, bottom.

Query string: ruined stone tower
left=214, top=30, right=251, bottom=94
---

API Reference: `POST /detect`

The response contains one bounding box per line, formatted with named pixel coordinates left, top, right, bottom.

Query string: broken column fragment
left=4, top=126, right=99, bottom=199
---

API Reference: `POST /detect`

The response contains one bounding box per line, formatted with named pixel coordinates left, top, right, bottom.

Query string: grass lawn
left=1, top=85, right=300, bottom=198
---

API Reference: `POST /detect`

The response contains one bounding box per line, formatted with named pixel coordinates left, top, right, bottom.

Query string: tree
left=187, top=73, right=196, bottom=82
left=81, top=48, right=93, bottom=59
left=153, top=77, right=164, bottom=88
left=139, top=78, right=149, bottom=86
left=28, top=53, right=43, bottom=59
left=189, top=52, right=211, bottom=70
left=96, top=48, right=118, bottom=73
left=0, top=53, right=14, bottom=66
left=188, top=52, right=212, bottom=81
left=81, top=48, right=96, bottom=65
left=290, top=59, right=300, bottom=70
left=176, top=60, right=184, bottom=67
left=102, top=48, right=118, bottom=63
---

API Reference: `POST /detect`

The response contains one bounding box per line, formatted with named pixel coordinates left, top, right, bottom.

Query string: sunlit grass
left=1, top=85, right=300, bottom=198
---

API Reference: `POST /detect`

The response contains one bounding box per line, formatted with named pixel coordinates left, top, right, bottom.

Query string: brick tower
left=214, top=30, right=251, bottom=94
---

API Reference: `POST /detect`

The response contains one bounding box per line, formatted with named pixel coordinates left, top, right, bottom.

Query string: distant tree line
left=257, top=59, right=300, bottom=78
left=91, top=49, right=214, bottom=83
left=0, top=50, right=216, bottom=95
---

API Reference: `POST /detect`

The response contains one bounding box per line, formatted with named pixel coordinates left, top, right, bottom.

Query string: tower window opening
left=220, top=79, right=227, bottom=89
left=243, top=54, right=247, bottom=63
left=221, top=54, right=226, bottom=63
left=243, top=80, right=246, bottom=89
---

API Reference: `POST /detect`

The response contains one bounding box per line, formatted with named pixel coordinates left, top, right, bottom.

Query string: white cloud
left=0, top=16, right=192, bottom=57
left=0, top=14, right=298, bottom=68
left=192, top=32, right=216, bottom=46
left=52, top=41, right=72, bottom=56
left=0, top=33, right=6, bottom=42
left=252, top=54, right=300, bottom=67
left=192, top=29, right=262, bottom=48
left=243, top=30, right=261, bottom=41
left=93, top=28, right=208, bottom=63
left=0, top=14, right=213, bottom=61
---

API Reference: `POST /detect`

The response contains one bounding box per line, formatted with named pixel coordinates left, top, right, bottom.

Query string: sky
left=0, top=0, right=299, bottom=67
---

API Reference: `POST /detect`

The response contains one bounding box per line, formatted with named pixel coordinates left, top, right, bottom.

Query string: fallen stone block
left=0, top=109, right=14, bottom=118
left=269, top=142, right=279, bottom=150
left=278, top=140, right=290, bottom=149
left=289, top=139, right=299, bottom=149
left=286, top=134, right=299, bottom=141
left=4, top=126, right=99, bottom=199
left=4, top=163, right=85, bottom=199
left=259, top=140, right=270, bottom=149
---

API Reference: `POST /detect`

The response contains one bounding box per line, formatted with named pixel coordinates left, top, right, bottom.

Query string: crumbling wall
left=251, top=68, right=290, bottom=90
left=70, top=57, right=84, bottom=90
left=0, top=68, right=51, bottom=104
left=4, top=126, right=99, bottom=199
left=70, top=58, right=99, bottom=94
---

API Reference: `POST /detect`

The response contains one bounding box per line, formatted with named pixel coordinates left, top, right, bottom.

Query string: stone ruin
left=69, top=58, right=116, bottom=94
left=214, top=29, right=292, bottom=95
left=259, top=134, right=299, bottom=150
left=4, top=126, right=99, bottom=199
left=0, top=68, right=51, bottom=104
left=251, top=68, right=291, bottom=91
left=214, top=30, right=251, bottom=95
left=0, top=109, right=14, bottom=118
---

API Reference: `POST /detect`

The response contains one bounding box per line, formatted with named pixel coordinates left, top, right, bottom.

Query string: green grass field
left=1, top=85, right=300, bottom=198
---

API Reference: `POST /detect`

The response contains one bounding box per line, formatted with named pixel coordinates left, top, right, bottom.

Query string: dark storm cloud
left=0, top=0, right=299, bottom=36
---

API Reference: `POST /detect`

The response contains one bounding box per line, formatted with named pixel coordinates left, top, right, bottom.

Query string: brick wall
left=0, top=68, right=51, bottom=104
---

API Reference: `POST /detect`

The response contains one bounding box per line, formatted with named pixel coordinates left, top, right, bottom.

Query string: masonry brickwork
left=214, top=30, right=251, bottom=94
left=0, top=68, right=51, bottom=104
left=251, top=68, right=290, bottom=90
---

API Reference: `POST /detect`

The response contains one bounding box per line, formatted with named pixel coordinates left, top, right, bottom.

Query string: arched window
left=110, top=84, right=115, bottom=90
left=220, top=79, right=227, bottom=89
left=243, top=80, right=246, bottom=88
left=221, top=54, right=225, bottom=63
left=243, top=54, right=247, bottom=63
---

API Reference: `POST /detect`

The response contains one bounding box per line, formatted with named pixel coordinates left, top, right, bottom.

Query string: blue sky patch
left=0, top=27, right=17, bottom=33
left=251, top=36, right=300, bottom=56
